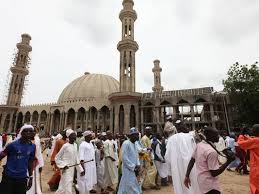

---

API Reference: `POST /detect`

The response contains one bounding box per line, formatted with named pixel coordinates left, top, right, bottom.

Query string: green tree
left=223, top=62, right=259, bottom=127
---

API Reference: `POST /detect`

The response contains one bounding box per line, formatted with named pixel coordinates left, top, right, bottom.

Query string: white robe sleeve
left=122, top=143, right=136, bottom=172
left=75, top=144, right=84, bottom=173
left=155, top=143, right=164, bottom=161
left=35, top=136, right=44, bottom=168
left=79, top=143, right=85, bottom=161
left=55, top=145, right=68, bottom=169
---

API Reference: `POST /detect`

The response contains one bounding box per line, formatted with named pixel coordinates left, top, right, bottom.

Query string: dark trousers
left=205, top=190, right=221, bottom=194
left=0, top=175, right=27, bottom=194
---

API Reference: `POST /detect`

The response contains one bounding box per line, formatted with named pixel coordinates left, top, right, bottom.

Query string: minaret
left=6, top=34, right=32, bottom=106
left=117, top=0, right=139, bottom=92
left=152, top=59, right=164, bottom=93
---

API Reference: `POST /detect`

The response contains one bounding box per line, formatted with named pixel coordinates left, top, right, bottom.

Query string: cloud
left=207, top=0, right=259, bottom=44
left=63, top=0, right=120, bottom=46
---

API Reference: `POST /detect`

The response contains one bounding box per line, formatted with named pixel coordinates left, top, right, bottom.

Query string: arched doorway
left=100, top=106, right=109, bottom=131
left=144, top=102, right=154, bottom=124
left=130, top=105, right=136, bottom=128
left=67, top=108, right=75, bottom=129
left=77, top=107, right=86, bottom=130
left=53, top=109, right=61, bottom=133
left=16, top=112, right=23, bottom=129
left=89, top=107, right=97, bottom=132
left=24, top=111, right=31, bottom=124
left=32, top=111, right=39, bottom=126
left=3, top=114, right=11, bottom=131
left=119, top=105, right=124, bottom=134
left=39, top=110, right=47, bottom=132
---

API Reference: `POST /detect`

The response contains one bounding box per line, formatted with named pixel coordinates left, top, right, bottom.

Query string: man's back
left=192, top=141, right=220, bottom=194
left=238, top=135, right=259, bottom=194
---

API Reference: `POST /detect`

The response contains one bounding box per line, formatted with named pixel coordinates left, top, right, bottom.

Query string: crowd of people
left=0, top=115, right=258, bottom=194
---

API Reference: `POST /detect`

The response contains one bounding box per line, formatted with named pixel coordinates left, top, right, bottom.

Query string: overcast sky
left=0, top=0, right=259, bottom=105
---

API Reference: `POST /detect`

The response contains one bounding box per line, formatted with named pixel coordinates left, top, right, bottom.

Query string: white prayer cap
left=66, top=129, right=75, bottom=137
left=175, top=120, right=181, bottom=124
left=56, top=134, right=63, bottom=139
left=166, top=115, right=172, bottom=120
left=145, top=126, right=152, bottom=130
left=21, top=124, right=34, bottom=131
left=83, top=130, right=92, bottom=137
left=101, top=132, right=107, bottom=136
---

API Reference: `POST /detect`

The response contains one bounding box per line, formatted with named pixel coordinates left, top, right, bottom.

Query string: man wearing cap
left=27, top=126, right=44, bottom=194
left=75, top=128, right=84, bottom=149
left=48, top=129, right=68, bottom=191
left=164, top=116, right=177, bottom=137
left=55, top=129, right=84, bottom=194
left=103, top=131, right=118, bottom=192
left=141, top=126, right=159, bottom=190
left=0, top=124, right=36, bottom=194
left=77, top=131, right=97, bottom=194
left=118, top=127, right=141, bottom=194
left=165, top=125, right=201, bottom=194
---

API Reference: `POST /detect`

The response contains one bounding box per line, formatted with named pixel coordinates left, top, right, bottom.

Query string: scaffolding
left=1, top=50, right=17, bottom=105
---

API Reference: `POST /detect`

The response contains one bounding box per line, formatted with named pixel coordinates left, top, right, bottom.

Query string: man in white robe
left=164, top=116, right=177, bottom=137
left=55, top=129, right=84, bottom=194
left=103, top=131, right=118, bottom=191
left=154, top=134, right=168, bottom=186
left=27, top=128, right=44, bottom=194
left=165, top=126, right=201, bottom=194
left=77, top=131, right=97, bottom=194
left=95, top=140, right=107, bottom=193
left=215, top=134, right=227, bottom=164
left=118, top=127, right=141, bottom=194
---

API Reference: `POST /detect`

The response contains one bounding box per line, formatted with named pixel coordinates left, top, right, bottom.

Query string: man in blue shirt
left=0, top=124, right=36, bottom=194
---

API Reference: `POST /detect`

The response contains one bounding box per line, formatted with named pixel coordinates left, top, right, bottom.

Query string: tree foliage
left=223, top=62, right=259, bottom=127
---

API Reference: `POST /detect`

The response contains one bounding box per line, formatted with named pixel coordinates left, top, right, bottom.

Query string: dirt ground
left=0, top=153, right=250, bottom=194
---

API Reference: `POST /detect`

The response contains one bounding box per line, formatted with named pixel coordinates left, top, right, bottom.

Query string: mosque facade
left=0, top=0, right=234, bottom=135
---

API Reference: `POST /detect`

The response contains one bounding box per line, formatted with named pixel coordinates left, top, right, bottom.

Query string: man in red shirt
left=238, top=124, right=259, bottom=194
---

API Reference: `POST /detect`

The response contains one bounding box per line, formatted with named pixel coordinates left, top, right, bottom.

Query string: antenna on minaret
left=152, top=59, right=164, bottom=93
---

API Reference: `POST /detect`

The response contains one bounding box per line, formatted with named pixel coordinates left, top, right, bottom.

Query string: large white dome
left=58, top=73, right=119, bottom=104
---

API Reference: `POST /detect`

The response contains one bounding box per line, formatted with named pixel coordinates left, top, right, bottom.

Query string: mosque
left=0, top=0, right=233, bottom=135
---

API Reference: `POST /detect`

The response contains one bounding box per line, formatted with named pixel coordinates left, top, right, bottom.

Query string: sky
left=0, top=0, right=259, bottom=105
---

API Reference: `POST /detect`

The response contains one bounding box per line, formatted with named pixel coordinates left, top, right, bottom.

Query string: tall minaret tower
left=152, top=59, right=164, bottom=93
left=6, top=34, right=32, bottom=106
left=117, top=0, right=139, bottom=92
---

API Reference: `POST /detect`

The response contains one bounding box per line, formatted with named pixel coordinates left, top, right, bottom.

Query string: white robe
left=95, top=149, right=105, bottom=189
left=77, top=141, right=97, bottom=194
left=103, top=139, right=118, bottom=188
left=154, top=141, right=168, bottom=178
left=55, top=143, right=83, bottom=194
left=215, top=136, right=227, bottom=164
left=117, top=140, right=141, bottom=194
left=112, top=139, right=119, bottom=166
left=27, top=134, right=44, bottom=194
left=165, top=132, right=201, bottom=194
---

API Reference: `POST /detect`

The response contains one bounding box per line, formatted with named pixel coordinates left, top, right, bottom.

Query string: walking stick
left=34, top=170, right=37, bottom=194
left=61, top=159, right=94, bottom=173
left=40, top=170, right=43, bottom=192
left=67, top=159, right=94, bottom=168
